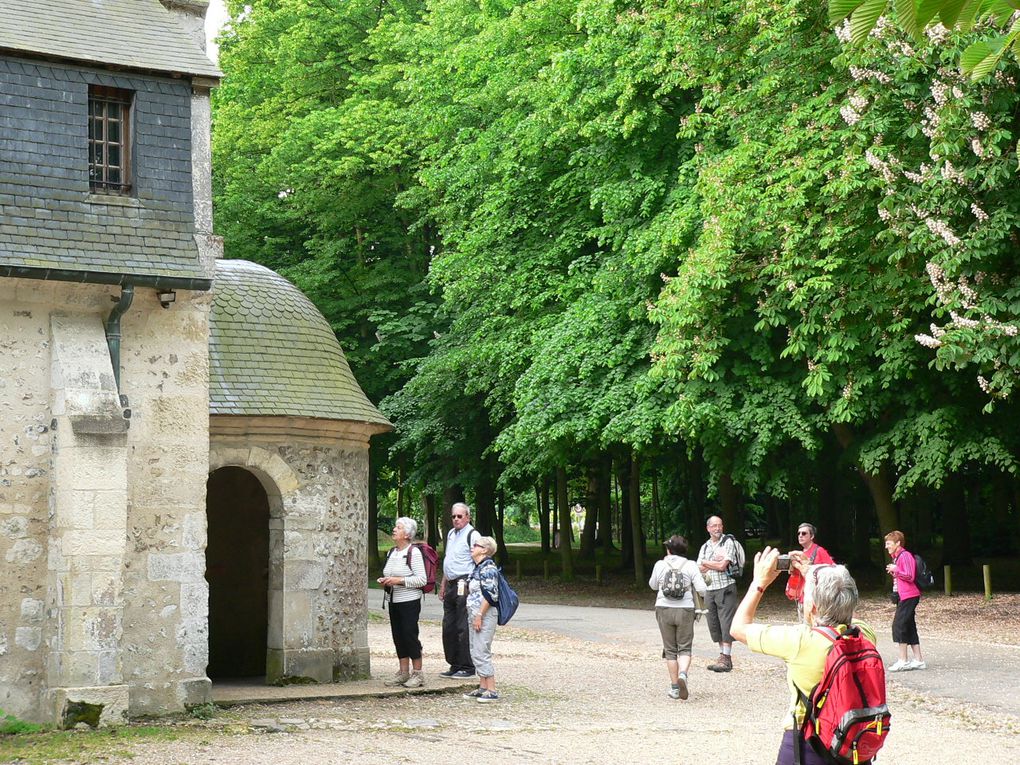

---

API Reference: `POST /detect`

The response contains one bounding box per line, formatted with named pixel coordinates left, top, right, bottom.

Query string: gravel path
left=80, top=596, right=1020, bottom=765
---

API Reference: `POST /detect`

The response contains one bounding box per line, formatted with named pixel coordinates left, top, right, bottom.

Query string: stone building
left=0, top=0, right=390, bottom=726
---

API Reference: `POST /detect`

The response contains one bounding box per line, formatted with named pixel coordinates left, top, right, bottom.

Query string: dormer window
left=88, top=85, right=133, bottom=194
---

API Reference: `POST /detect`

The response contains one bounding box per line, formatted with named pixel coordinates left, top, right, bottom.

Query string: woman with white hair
left=378, top=517, right=428, bottom=688
left=730, top=547, right=876, bottom=765
left=463, top=535, right=501, bottom=703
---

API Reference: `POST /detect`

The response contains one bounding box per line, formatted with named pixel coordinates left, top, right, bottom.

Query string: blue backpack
left=480, top=559, right=520, bottom=626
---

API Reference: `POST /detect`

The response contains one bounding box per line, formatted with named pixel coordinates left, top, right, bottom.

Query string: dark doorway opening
left=206, top=466, right=270, bottom=678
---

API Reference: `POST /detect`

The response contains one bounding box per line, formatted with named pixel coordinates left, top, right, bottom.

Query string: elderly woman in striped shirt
left=378, top=517, right=428, bottom=688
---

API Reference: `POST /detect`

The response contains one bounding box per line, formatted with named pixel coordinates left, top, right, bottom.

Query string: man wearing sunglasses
left=438, top=502, right=480, bottom=678
left=785, top=523, right=834, bottom=621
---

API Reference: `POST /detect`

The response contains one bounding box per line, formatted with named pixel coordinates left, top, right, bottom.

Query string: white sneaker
left=888, top=660, right=910, bottom=672
left=384, top=671, right=411, bottom=686
left=403, top=671, right=424, bottom=688
left=906, top=659, right=926, bottom=671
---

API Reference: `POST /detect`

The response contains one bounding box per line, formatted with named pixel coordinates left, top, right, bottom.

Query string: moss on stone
left=62, top=701, right=103, bottom=729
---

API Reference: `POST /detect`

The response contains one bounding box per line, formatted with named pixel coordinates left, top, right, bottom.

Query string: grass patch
left=1, top=709, right=44, bottom=735
left=0, top=725, right=207, bottom=765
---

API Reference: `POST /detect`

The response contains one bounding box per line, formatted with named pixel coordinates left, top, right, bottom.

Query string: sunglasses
left=798, top=531, right=811, bottom=536
left=472, top=542, right=485, bottom=548
left=452, top=513, right=466, bottom=519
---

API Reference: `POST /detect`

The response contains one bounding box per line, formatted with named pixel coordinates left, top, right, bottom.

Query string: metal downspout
left=105, top=285, right=135, bottom=392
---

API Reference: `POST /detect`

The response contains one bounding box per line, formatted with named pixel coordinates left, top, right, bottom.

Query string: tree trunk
left=718, top=471, right=742, bottom=543
left=651, top=465, right=661, bottom=545
left=629, top=452, right=645, bottom=584
left=395, top=458, right=405, bottom=518
left=992, top=474, right=1017, bottom=555
left=831, top=423, right=899, bottom=534
left=941, top=479, right=973, bottom=565
left=618, top=455, right=633, bottom=570
left=686, top=449, right=706, bottom=538
left=580, top=463, right=598, bottom=559
left=557, top=465, right=574, bottom=580
left=441, top=485, right=465, bottom=540
left=595, top=453, right=614, bottom=551
left=475, top=469, right=497, bottom=536
left=816, top=448, right=839, bottom=558
left=538, top=480, right=551, bottom=554
left=423, top=493, right=438, bottom=548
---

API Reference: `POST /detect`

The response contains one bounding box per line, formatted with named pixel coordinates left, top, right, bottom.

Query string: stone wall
left=0, top=279, right=61, bottom=721
left=119, top=289, right=213, bottom=716
left=209, top=428, right=371, bottom=685
left=0, top=280, right=211, bottom=724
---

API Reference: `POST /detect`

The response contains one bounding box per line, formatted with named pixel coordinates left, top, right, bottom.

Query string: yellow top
left=745, top=621, right=876, bottom=730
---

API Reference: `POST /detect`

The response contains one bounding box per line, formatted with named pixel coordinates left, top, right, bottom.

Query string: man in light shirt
left=438, top=502, right=479, bottom=678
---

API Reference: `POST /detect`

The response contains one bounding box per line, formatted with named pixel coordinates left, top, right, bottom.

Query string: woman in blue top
left=464, top=536, right=500, bottom=703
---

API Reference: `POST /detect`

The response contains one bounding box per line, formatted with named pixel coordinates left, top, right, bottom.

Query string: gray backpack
left=660, top=560, right=688, bottom=600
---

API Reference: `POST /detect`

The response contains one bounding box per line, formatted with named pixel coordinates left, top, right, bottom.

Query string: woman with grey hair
left=730, top=547, right=876, bottom=765
left=464, top=535, right=501, bottom=702
left=378, top=517, right=427, bottom=688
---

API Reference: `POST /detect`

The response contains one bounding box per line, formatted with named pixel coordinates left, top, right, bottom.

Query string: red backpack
left=407, top=542, right=439, bottom=593
left=795, top=625, right=891, bottom=765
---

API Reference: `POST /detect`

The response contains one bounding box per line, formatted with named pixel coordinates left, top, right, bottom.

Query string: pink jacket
left=892, top=549, right=921, bottom=600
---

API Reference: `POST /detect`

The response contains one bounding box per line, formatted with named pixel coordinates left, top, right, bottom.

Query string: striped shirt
left=382, top=544, right=428, bottom=603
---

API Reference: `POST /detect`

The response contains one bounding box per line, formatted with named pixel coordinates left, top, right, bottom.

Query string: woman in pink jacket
left=884, top=530, right=925, bottom=672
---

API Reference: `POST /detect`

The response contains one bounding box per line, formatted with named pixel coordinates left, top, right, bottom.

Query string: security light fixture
left=157, top=289, right=176, bottom=309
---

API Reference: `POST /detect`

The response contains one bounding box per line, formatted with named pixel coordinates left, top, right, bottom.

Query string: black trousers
left=442, top=579, right=474, bottom=671
left=892, top=595, right=920, bottom=645
left=389, top=599, right=422, bottom=660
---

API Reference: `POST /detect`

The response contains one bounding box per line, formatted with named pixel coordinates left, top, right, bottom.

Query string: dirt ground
left=37, top=592, right=1018, bottom=765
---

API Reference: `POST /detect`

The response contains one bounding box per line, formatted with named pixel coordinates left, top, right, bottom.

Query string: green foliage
left=213, top=0, right=1020, bottom=554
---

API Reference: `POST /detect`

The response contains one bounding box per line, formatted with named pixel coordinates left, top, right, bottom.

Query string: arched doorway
left=205, top=466, right=270, bottom=678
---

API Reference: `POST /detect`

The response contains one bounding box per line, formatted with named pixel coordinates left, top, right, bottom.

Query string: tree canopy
left=213, top=0, right=1020, bottom=570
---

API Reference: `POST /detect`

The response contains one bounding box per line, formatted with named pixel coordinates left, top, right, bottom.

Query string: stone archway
left=205, top=466, right=270, bottom=678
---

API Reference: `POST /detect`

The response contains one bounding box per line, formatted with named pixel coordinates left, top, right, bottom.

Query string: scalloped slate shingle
left=209, top=259, right=392, bottom=428
left=0, top=0, right=221, bottom=79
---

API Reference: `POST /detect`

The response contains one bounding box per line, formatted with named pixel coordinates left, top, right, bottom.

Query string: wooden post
left=983, top=564, right=992, bottom=601
left=515, top=559, right=522, bottom=579
left=943, top=565, right=952, bottom=596
left=595, top=564, right=603, bottom=585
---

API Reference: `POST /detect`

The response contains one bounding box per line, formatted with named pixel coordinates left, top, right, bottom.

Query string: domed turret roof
left=209, top=259, right=391, bottom=429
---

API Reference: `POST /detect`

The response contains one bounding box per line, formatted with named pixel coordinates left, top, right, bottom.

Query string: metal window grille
left=88, top=86, right=132, bottom=193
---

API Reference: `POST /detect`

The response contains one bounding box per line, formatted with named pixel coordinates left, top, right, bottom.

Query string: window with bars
left=88, top=85, right=133, bottom=194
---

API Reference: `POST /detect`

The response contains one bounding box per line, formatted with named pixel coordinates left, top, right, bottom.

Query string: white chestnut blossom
left=926, top=23, right=950, bottom=43
left=924, top=217, right=960, bottom=246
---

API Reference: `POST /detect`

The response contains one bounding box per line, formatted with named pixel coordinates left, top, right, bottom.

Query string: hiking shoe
left=439, top=668, right=458, bottom=678
left=677, top=676, right=689, bottom=700
left=476, top=690, right=500, bottom=703
left=888, top=660, right=910, bottom=672
left=384, top=671, right=411, bottom=686
left=667, top=686, right=681, bottom=700
left=906, top=659, right=927, bottom=671
left=403, top=671, right=424, bottom=688
left=707, top=654, right=732, bottom=672
left=451, top=669, right=476, bottom=679
left=463, top=687, right=485, bottom=699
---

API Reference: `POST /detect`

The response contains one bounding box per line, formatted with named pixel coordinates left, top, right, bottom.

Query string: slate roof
left=0, top=0, right=221, bottom=79
left=209, top=259, right=393, bottom=429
